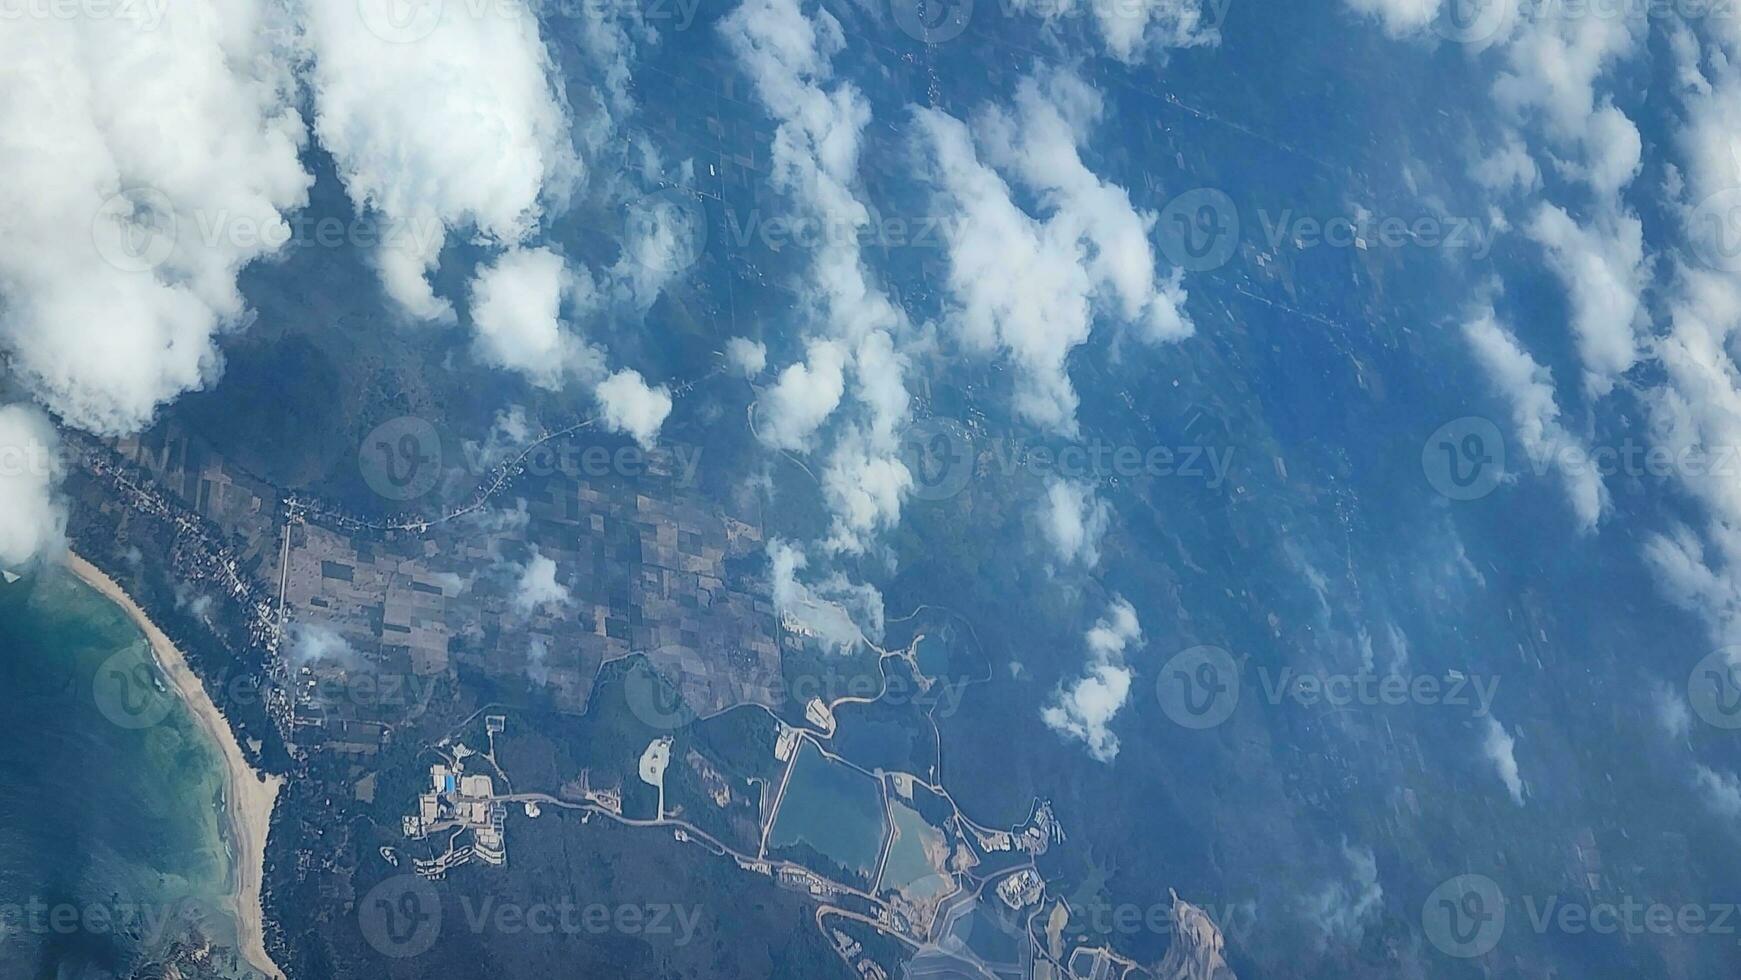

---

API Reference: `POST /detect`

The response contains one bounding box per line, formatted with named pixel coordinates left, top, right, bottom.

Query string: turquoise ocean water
left=0, top=568, right=243, bottom=980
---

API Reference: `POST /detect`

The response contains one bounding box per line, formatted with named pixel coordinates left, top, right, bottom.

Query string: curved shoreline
left=65, top=552, right=286, bottom=980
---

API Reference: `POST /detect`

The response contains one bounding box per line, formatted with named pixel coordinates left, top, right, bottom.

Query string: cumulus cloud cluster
left=1524, top=203, right=1646, bottom=397
left=511, top=548, right=572, bottom=616
left=913, top=68, right=1194, bottom=437
left=0, top=0, right=680, bottom=529
left=465, top=245, right=673, bottom=444
left=767, top=538, right=885, bottom=653
left=722, top=0, right=916, bottom=558
left=1006, top=0, right=1221, bottom=62
left=716, top=2, right=1208, bottom=646
left=1345, top=0, right=1649, bottom=486
left=1041, top=597, right=1143, bottom=762
left=0, top=1, right=311, bottom=435
left=1461, top=308, right=1607, bottom=530
left=469, top=246, right=594, bottom=389
left=301, top=0, right=579, bottom=321
left=595, top=369, right=673, bottom=449
left=725, top=337, right=769, bottom=377
left=303, top=0, right=675, bottom=446
left=1628, top=39, right=1741, bottom=657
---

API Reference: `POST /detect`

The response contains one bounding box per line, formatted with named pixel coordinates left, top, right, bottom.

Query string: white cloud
left=469, top=246, right=593, bottom=389
left=1642, top=523, right=1741, bottom=646
left=595, top=369, right=672, bottom=449
left=1482, top=716, right=1526, bottom=805
left=1343, top=0, right=1440, bottom=38
left=1010, top=0, right=1220, bottom=61
left=1637, top=264, right=1741, bottom=649
left=1694, top=764, right=1741, bottom=819
left=302, top=0, right=577, bottom=320
left=0, top=406, right=66, bottom=571
left=1303, top=840, right=1384, bottom=949
left=725, top=337, right=769, bottom=377
left=1461, top=308, right=1608, bottom=530
left=1040, top=479, right=1111, bottom=567
left=526, top=635, right=551, bottom=686
left=1525, top=204, right=1647, bottom=396
left=1470, top=130, right=1541, bottom=194
left=1492, top=16, right=1642, bottom=149
left=287, top=620, right=355, bottom=666
left=758, top=339, right=848, bottom=451
left=1380, top=1, right=1648, bottom=410
left=768, top=539, right=885, bottom=653
left=465, top=404, right=536, bottom=472
left=1653, top=682, right=1692, bottom=739
left=1042, top=597, right=1143, bottom=763
left=1567, top=103, right=1642, bottom=201
left=608, top=183, right=706, bottom=312
left=469, top=249, right=670, bottom=446
left=511, top=548, right=571, bottom=616
left=568, top=0, right=662, bottom=118
left=722, top=0, right=913, bottom=458
left=914, top=68, right=1193, bottom=437
left=0, top=2, right=311, bottom=435
left=821, top=425, right=913, bottom=555
left=718, top=0, right=919, bottom=649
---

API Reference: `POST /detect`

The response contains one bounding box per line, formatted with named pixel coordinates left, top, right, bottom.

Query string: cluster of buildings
left=404, top=759, right=508, bottom=876
left=996, top=869, right=1044, bottom=910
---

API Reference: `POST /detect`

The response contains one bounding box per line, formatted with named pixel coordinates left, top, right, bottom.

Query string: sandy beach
left=66, top=552, right=286, bottom=980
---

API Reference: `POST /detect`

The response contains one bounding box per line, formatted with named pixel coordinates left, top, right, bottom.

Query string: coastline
left=65, top=551, right=286, bottom=980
